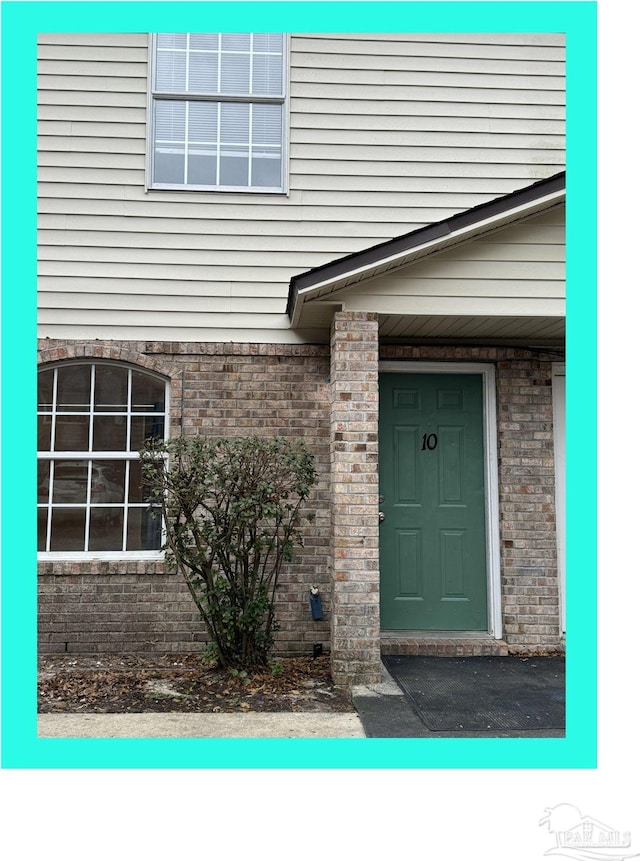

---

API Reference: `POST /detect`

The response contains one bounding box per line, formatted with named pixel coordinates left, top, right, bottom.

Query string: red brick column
left=329, top=312, right=381, bottom=686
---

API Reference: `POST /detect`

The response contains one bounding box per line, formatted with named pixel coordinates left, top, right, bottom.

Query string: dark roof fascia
left=286, top=170, right=566, bottom=319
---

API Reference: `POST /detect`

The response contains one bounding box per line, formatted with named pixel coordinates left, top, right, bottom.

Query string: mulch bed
left=38, top=653, right=355, bottom=715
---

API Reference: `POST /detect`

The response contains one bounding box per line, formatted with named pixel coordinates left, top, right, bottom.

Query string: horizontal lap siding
left=343, top=208, right=565, bottom=323
left=38, top=33, right=565, bottom=341
left=347, top=208, right=566, bottom=296
left=291, top=33, right=565, bottom=209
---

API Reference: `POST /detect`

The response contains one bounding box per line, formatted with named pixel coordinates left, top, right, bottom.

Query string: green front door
left=379, top=373, right=488, bottom=631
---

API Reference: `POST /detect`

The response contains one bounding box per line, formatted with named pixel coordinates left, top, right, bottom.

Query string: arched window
left=37, top=362, right=168, bottom=557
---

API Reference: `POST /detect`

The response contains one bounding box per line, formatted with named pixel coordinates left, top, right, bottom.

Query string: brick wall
left=38, top=338, right=564, bottom=661
left=38, top=562, right=207, bottom=654
left=496, top=357, right=562, bottom=649
left=38, top=339, right=333, bottom=658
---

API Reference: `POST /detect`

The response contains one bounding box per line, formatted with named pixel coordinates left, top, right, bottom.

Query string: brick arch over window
left=37, top=343, right=183, bottom=434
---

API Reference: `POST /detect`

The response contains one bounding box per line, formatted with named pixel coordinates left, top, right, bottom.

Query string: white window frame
left=37, top=361, right=169, bottom=561
left=146, top=32, right=289, bottom=194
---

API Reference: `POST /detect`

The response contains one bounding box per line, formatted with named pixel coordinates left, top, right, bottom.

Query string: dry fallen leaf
left=38, top=655, right=354, bottom=715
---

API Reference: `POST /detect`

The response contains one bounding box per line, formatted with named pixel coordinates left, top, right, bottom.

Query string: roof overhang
left=287, top=171, right=566, bottom=341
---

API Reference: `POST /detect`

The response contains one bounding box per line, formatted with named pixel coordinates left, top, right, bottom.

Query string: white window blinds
left=150, top=33, right=286, bottom=190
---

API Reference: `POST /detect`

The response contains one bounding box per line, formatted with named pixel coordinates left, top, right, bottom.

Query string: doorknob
left=379, top=512, right=385, bottom=522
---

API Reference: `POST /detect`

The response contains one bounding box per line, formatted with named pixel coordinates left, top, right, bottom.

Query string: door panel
left=397, top=530, right=421, bottom=595
left=379, top=373, right=488, bottom=630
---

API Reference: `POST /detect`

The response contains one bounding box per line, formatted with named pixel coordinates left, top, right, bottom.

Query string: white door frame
left=379, top=361, right=502, bottom=640
left=552, top=363, right=566, bottom=634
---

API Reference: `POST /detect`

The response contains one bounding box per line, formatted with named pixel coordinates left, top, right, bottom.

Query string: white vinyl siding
left=37, top=32, right=565, bottom=342
left=342, top=207, right=566, bottom=311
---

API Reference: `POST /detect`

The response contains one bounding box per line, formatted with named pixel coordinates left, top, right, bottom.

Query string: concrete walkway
left=38, top=711, right=366, bottom=738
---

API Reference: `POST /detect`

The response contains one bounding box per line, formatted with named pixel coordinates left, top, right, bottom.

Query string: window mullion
left=184, top=34, right=190, bottom=187
left=50, top=366, right=58, bottom=454
left=126, top=367, right=132, bottom=452
left=88, top=361, right=96, bottom=453
left=249, top=32, right=254, bottom=97
left=46, top=460, right=54, bottom=553
left=123, top=369, right=133, bottom=552
left=46, top=368, right=59, bottom=553
left=217, top=32, right=221, bottom=93
left=83, top=457, right=92, bottom=553
left=248, top=102, right=253, bottom=188
left=216, top=102, right=221, bottom=185
left=122, top=461, right=130, bottom=552
left=184, top=100, right=190, bottom=186
left=185, top=32, right=191, bottom=91
left=84, top=365, right=97, bottom=551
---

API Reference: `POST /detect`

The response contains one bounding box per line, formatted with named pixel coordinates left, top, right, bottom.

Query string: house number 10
left=421, top=433, right=438, bottom=451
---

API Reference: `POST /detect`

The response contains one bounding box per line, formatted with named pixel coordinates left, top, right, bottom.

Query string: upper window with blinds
left=149, top=33, right=287, bottom=192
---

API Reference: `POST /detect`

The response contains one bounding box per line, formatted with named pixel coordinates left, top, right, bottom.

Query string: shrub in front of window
left=141, top=435, right=317, bottom=669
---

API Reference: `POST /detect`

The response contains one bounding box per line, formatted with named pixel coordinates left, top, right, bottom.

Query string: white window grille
left=37, top=362, right=168, bottom=558
left=149, top=33, right=287, bottom=192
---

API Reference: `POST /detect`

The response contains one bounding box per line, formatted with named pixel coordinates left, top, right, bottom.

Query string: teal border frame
left=1, top=1, right=597, bottom=769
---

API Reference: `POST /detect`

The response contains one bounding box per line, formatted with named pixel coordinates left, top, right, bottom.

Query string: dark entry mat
left=382, top=655, right=565, bottom=733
